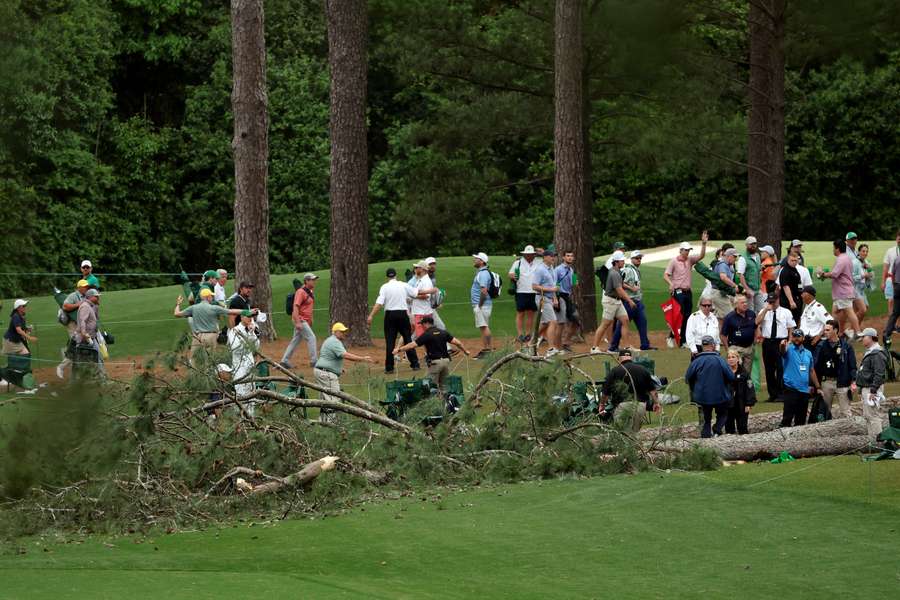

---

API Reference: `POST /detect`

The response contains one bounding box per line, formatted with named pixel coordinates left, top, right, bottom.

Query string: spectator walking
left=852, top=242, right=873, bottom=325
left=813, top=320, right=857, bottom=419
left=799, top=286, right=830, bottom=351
left=756, top=291, right=796, bottom=402
left=817, top=239, right=862, bottom=339
left=214, top=269, right=228, bottom=305
left=509, top=245, right=540, bottom=342
left=56, top=279, right=90, bottom=378
left=80, top=260, right=100, bottom=289
left=555, top=250, right=579, bottom=351
left=686, top=336, right=735, bottom=438
left=740, top=236, right=764, bottom=313
left=883, top=245, right=900, bottom=344
left=227, top=281, right=254, bottom=327
left=724, top=348, right=756, bottom=434
left=881, top=229, right=900, bottom=328
left=759, top=245, right=778, bottom=294
left=710, top=248, right=741, bottom=318
left=720, top=295, right=756, bottom=373
left=314, top=323, right=376, bottom=423
left=599, top=349, right=660, bottom=433
left=663, top=231, right=708, bottom=347
left=779, top=328, right=818, bottom=427
left=395, top=315, right=469, bottom=397
left=856, top=327, right=888, bottom=438
left=281, top=273, right=319, bottom=369
left=368, top=268, right=420, bottom=374
left=611, top=250, right=654, bottom=351
left=469, top=253, right=494, bottom=358
left=778, top=253, right=803, bottom=323
left=592, top=251, right=634, bottom=353
left=423, top=257, right=447, bottom=330
left=532, top=249, right=560, bottom=355
left=685, top=298, right=720, bottom=356
left=227, top=310, right=260, bottom=413
left=410, top=261, right=438, bottom=338
left=74, top=289, right=104, bottom=378
left=174, top=289, right=247, bottom=363
left=3, top=300, right=36, bottom=357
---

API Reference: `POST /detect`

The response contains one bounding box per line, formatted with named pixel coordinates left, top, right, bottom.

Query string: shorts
left=711, top=292, right=734, bottom=317
left=833, top=298, right=853, bottom=311
left=515, top=292, right=537, bottom=312
left=539, top=299, right=556, bottom=324
left=601, top=295, right=627, bottom=321
left=2, top=339, right=28, bottom=355
left=473, top=305, right=492, bottom=328
left=554, top=296, right=568, bottom=324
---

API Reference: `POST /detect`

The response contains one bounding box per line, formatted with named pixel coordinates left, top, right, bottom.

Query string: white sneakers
left=590, top=347, right=602, bottom=355
left=545, top=347, right=561, bottom=358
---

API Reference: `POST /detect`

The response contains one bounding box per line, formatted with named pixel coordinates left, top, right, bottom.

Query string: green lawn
left=0, top=457, right=896, bottom=599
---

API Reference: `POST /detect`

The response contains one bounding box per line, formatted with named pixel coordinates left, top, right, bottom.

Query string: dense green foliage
left=1, top=0, right=898, bottom=295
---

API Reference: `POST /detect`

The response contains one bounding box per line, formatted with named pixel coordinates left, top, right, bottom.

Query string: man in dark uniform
left=600, top=349, right=660, bottom=432
left=395, top=316, right=469, bottom=396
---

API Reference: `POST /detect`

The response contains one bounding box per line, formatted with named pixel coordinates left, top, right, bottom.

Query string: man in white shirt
left=409, top=261, right=438, bottom=339
left=685, top=298, right=720, bottom=356
left=509, top=245, right=540, bottom=342
left=213, top=269, right=228, bottom=305
left=368, top=267, right=421, bottom=374
left=799, top=285, right=830, bottom=349
left=756, top=291, right=797, bottom=401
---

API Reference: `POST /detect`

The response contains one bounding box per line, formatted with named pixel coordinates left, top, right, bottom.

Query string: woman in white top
left=228, top=310, right=260, bottom=410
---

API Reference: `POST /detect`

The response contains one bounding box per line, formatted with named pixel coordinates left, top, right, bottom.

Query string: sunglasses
left=700, top=303, right=712, bottom=308
left=81, top=266, right=91, bottom=270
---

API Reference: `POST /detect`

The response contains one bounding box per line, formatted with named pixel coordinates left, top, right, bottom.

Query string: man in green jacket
left=740, top=236, right=763, bottom=313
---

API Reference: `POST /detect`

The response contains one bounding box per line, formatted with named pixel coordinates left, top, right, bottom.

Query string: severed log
left=208, top=456, right=340, bottom=498
left=658, top=417, right=875, bottom=460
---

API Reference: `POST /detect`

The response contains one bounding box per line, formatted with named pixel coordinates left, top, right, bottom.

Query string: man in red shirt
left=281, top=273, right=319, bottom=369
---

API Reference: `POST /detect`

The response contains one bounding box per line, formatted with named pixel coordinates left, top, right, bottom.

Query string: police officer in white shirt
left=685, top=298, right=720, bottom=356
left=799, top=285, right=830, bottom=349
left=367, top=267, right=421, bottom=374
left=756, top=291, right=797, bottom=401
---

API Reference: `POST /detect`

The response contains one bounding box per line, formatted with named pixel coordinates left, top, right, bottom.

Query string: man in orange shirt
left=760, top=245, right=778, bottom=294
left=281, top=273, right=319, bottom=369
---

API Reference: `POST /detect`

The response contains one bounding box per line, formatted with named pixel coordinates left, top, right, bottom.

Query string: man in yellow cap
left=313, top=322, right=376, bottom=422
left=56, top=279, right=91, bottom=379
left=174, top=288, right=251, bottom=363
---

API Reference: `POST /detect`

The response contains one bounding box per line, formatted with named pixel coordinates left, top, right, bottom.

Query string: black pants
left=725, top=404, right=749, bottom=434
left=673, top=289, right=692, bottom=346
left=700, top=403, right=728, bottom=438
left=884, top=282, right=900, bottom=340
left=762, top=338, right=785, bottom=401
left=781, top=388, right=809, bottom=427
left=384, top=310, right=418, bottom=372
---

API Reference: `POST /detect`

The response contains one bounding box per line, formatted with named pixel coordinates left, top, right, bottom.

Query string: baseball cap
left=766, top=292, right=779, bottom=302
left=520, top=245, right=536, bottom=255
left=331, top=322, right=349, bottom=333
left=845, top=232, right=858, bottom=240
left=76, top=279, right=90, bottom=288
left=723, top=248, right=738, bottom=257
left=472, top=252, right=489, bottom=264
left=745, top=236, right=758, bottom=245
left=238, top=281, right=255, bottom=289
left=413, top=260, right=428, bottom=269
left=678, top=242, right=693, bottom=251
left=859, top=327, right=878, bottom=339
left=240, top=309, right=254, bottom=318
left=801, top=285, right=817, bottom=296
left=303, top=273, right=319, bottom=281
left=199, top=288, right=214, bottom=299
left=81, top=260, right=92, bottom=268
left=760, top=245, right=775, bottom=256
left=791, top=239, right=803, bottom=247
left=612, top=241, right=626, bottom=250
left=791, top=328, right=805, bottom=337
left=85, top=289, right=101, bottom=298
left=630, top=250, right=643, bottom=259
left=542, top=248, right=557, bottom=257
left=610, top=250, right=626, bottom=262
left=203, top=269, right=217, bottom=280
left=424, top=257, right=436, bottom=265
left=700, top=335, right=716, bottom=346
left=12, top=299, right=28, bottom=309
left=420, top=315, right=435, bottom=324
left=216, top=363, right=233, bottom=373
left=386, top=267, right=397, bottom=277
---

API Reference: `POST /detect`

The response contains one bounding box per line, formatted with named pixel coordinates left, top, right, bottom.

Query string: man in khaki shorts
left=592, top=251, right=635, bottom=353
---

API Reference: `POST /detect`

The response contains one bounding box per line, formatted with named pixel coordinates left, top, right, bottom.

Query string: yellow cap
left=76, top=279, right=90, bottom=288
left=331, top=322, right=349, bottom=333
left=199, top=288, right=214, bottom=299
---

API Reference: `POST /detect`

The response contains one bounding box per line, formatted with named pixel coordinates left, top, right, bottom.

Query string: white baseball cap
left=611, top=250, right=626, bottom=262
left=745, top=236, right=757, bottom=244
left=13, top=299, right=28, bottom=310
left=413, top=260, right=428, bottom=269
left=630, top=250, right=643, bottom=259
left=472, top=252, right=489, bottom=264
left=520, top=245, right=536, bottom=255
left=678, top=242, right=693, bottom=251
left=81, top=260, right=92, bottom=268
left=760, top=245, right=775, bottom=256
left=791, top=239, right=803, bottom=247
left=424, top=257, right=436, bottom=265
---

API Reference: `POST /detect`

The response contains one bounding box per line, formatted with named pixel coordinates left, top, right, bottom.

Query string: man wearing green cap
left=227, top=309, right=261, bottom=413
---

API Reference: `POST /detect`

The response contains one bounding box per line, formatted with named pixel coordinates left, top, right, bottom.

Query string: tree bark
left=578, top=61, right=597, bottom=333
left=231, top=0, right=274, bottom=339
left=747, top=0, right=786, bottom=256
left=326, top=0, right=371, bottom=346
left=553, top=0, right=595, bottom=334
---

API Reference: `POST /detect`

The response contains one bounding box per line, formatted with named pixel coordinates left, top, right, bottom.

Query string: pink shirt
left=665, top=255, right=700, bottom=290
left=830, top=253, right=855, bottom=300
left=292, top=287, right=314, bottom=325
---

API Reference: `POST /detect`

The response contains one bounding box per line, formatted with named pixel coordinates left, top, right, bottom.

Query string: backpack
left=480, top=268, right=501, bottom=299
left=285, top=278, right=303, bottom=315
left=595, top=264, right=609, bottom=288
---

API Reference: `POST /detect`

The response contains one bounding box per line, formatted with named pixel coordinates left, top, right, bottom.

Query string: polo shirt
left=605, top=268, right=624, bottom=298
left=555, top=264, right=575, bottom=295
left=292, top=287, right=315, bottom=325
left=532, top=263, right=557, bottom=300
left=508, top=257, right=539, bottom=294
left=664, top=255, right=700, bottom=290
left=715, top=260, right=735, bottom=285
left=778, top=264, right=802, bottom=306
left=721, top=309, right=757, bottom=347
left=759, top=306, right=795, bottom=339
left=181, top=302, right=229, bottom=333
left=416, top=326, right=454, bottom=361
left=410, top=275, right=435, bottom=315
left=315, top=335, right=346, bottom=375
left=4, top=312, right=27, bottom=343
left=782, top=343, right=813, bottom=393
left=799, top=301, right=829, bottom=338
left=214, top=282, right=227, bottom=303
left=622, top=263, right=642, bottom=301
left=378, top=279, right=417, bottom=311
left=228, top=293, right=250, bottom=326
left=471, top=269, right=493, bottom=306
left=830, top=253, right=855, bottom=300
left=63, top=290, right=84, bottom=320
left=883, top=245, right=899, bottom=280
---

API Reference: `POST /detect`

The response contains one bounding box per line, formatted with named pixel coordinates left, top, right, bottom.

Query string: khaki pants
left=190, top=332, right=219, bottom=363
left=861, top=386, right=885, bottom=438
left=314, top=367, right=341, bottom=423
left=427, top=358, right=451, bottom=393
left=821, top=379, right=851, bottom=419
left=732, top=344, right=754, bottom=375
left=614, top=400, right=647, bottom=433
left=2, top=339, right=28, bottom=355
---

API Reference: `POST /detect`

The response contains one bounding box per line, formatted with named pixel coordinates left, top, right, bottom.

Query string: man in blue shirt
left=720, top=294, right=757, bottom=373
left=532, top=249, right=561, bottom=356
left=554, top=250, right=578, bottom=351
left=470, top=253, right=494, bottom=359
left=685, top=336, right=735, bottom=437
left=710, top=248, right=741, bottom=317
left=780, top=328, right=820, bottom=427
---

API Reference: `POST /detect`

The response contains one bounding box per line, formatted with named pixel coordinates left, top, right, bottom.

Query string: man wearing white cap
left=740, top=236, right=764, bottom=313
left=3, top=300, right=36, bottom=356
left=663, top=231, right=708, bottom=347
left=509, top=245, right=539, bottom=342
left=471, top=253, right=494, bottom=358
left=423, top=257, right=447, bottom=330
left=856, top=327, right=888, bottom=437
left=592, top=250, right=635, bottom=353
left=80, top=260, right=100, bottom=289
left=410, top=261, right=438, bottom=340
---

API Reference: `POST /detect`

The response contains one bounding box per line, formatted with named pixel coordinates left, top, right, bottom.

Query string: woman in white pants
left=228, top=310, right=260, bottom=414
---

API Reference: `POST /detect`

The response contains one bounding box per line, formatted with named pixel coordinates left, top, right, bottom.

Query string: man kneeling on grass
left=599, top=349, right=660, bottom=433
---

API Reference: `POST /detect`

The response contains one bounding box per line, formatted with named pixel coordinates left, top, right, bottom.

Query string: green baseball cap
left=845, top=232, right=858, bottom=240
left=203, top=269, right=217, bottom=279
left=612, top=241, right=626, bottom=250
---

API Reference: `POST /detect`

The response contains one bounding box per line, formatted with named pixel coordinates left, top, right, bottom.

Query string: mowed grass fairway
left=0, top=458, right=897, bottom=599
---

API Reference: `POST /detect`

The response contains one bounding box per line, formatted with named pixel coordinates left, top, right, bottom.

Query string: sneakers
left=516, top=335, right=526, bottom=343
left=279, top=361, right=294, bottom=370
left=474, top=349, right=491, bottom=360
left=544, top=347, right=561, bottom=358
left=56, top=363, right=65, bottom=380
left=666, top=337, right=675, bottom=349
left=641, top=346, right=659, bottom=351
left=844, top=329, right=856, bottom=342
left=590, top=347, right=602, bottom=355
left=561, top=344, right=574, bottom=353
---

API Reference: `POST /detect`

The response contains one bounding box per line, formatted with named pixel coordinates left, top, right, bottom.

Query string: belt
left=427, top=356, right=450, bottom=364
left=314, top=366, right=340, bottom=377
left=674, top=288, right=689, bottom=294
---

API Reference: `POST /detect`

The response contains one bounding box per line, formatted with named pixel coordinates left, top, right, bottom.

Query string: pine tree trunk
left=747, top=0, right=786, bottom=256
left=553, top=0, right=595, bottom=332
left=578, top=59, right=597, bottom=333
left=231, top=0, right=273, bottom=339
left=326, top=0, right=370, bottom=346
